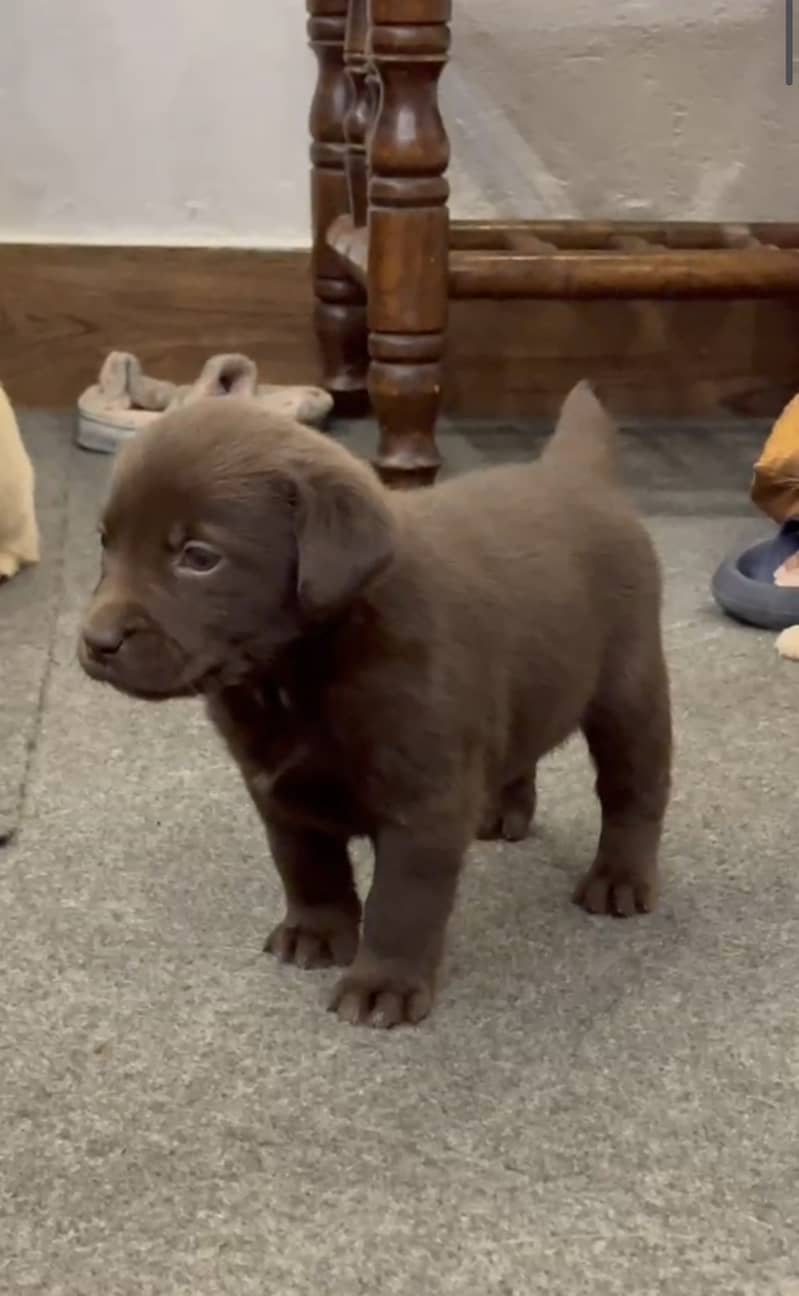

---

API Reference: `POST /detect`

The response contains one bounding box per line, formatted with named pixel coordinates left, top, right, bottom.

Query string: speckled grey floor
left=3, top=412, right=799, bottom=1296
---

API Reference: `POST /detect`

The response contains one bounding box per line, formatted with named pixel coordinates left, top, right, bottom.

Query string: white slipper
left=76, top=352, right=333, bottom=453
left=171, top=354, right=333, bottom=424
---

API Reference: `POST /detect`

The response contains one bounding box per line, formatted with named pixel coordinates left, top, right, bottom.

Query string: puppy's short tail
left=542, top=381, right=619, bottom=481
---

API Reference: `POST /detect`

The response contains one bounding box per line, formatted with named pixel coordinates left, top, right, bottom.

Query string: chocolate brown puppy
left=79, top=383, right=671, bottom=1028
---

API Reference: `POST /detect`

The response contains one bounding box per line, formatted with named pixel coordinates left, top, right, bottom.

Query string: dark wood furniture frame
left=308, top=0, right=799, bottom=486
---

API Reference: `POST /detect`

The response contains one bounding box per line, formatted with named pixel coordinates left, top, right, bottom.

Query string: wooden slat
left=449, top=248, right=799, bottom=300
left=607, top=234, right=669, bottom=253
left=449, top=220, right=799, bottom=252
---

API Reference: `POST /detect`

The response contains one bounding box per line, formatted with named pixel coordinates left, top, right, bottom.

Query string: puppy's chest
left=209, top=683, right=364, bottom=834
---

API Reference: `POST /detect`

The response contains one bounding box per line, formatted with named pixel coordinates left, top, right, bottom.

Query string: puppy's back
left=400, top=381, right=636, bottom=560
left=393, top=383, right=659, bottom=651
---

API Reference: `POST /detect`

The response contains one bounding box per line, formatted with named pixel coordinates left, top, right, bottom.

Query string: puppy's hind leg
left=477, top=770, right=537, bottom=842
left=574, top=653, right=671, bottom=917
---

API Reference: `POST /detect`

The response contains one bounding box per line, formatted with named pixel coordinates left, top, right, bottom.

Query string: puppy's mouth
left=84, top=665, right=200, bottom=701
left=77, top=634, right=211, bottom=702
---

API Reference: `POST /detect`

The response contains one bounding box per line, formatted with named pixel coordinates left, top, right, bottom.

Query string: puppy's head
left=78, top=399, right=396, bottom=700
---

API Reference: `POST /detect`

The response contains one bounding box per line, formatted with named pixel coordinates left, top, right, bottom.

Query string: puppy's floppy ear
left=293, top=462, right=397, bottom=617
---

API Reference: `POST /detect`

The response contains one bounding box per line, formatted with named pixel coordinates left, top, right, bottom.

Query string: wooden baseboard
left=1, top=243, right=796, bottom=417
left=0, top=245, right=316, bottom=410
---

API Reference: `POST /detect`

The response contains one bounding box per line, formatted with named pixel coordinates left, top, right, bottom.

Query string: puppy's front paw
left=573, top=863, right=657, bottom=918
left=328, top=961, right=433, bottom=1029
left=264, top=905, right=359, bottom=969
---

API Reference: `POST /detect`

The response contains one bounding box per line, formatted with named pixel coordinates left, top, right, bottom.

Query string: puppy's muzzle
left=79, top=599, right=188, bottom=697
left=81, top=608, right=132, bottom=666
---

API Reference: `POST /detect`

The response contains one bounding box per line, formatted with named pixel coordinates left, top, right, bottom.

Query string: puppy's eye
left=176, top=541, right=223, bottom=575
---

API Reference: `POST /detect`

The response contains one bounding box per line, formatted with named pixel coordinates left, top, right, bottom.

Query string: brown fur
left=78, top=383, right=671, bottom=1028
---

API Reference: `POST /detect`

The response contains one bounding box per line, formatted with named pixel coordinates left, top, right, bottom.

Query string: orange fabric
left=751, top=393, right=799, bottom=522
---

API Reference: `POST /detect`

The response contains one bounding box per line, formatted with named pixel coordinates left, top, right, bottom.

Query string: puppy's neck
left=225, top=605, right=354, bottom=709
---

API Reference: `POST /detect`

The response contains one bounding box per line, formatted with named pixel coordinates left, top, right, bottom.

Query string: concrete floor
left=3, top=412, right=799, bottom=1295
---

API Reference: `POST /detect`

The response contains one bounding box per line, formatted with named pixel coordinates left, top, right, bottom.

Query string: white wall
left=0, top=0, right=315, bottom=245
left=446, top=0, right=797, bottom=223
left=0, top=0, right=795, bottom=246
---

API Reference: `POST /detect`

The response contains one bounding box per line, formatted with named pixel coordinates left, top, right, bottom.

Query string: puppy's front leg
left=329, top=826, right=463, bottom=1029
left=263, top=822, right=361, bottom=969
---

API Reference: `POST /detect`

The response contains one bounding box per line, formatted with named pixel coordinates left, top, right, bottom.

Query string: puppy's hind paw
left=477, top=774, right=536, bottom=843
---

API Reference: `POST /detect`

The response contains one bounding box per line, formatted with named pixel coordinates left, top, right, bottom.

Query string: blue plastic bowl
left=712, top=520, right=799, bottom=630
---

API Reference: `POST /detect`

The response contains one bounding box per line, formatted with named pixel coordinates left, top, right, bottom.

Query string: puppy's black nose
left=82, top=622, right=127, bottom=659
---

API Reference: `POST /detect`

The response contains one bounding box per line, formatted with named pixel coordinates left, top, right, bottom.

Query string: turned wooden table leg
left=368, top=0, right=451, bottom=487
left=307, top=0, right=368, bottom=414
left=344, top=0, right=370, bottom=228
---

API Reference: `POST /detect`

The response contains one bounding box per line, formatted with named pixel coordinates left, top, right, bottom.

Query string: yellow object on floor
left=0, top=384, right=39, bottom=581
left=776, top=625, right=799, bottom=660
left=751, top=392, right=799, bottom=523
